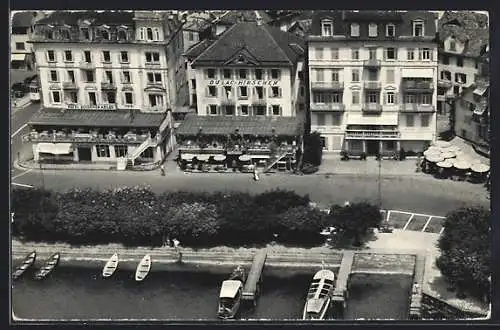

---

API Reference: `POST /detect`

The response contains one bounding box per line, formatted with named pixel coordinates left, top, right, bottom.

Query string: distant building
left=453, top=49, right=489, bottom=156
left=210, top=10, right=272, bottom=36
left=25, top=11, right=176, bottom=169
left=269, top=10, right=314, bottom=36
left=177, top=21, right=307, bottom=171
left=11, top=11, right=45, bottom=70
left=307, top=10, right=438, bottom=155
left=437, top=11, right=489, bottom=133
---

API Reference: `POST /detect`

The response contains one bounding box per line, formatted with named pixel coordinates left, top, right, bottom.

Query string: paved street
left=11, top=102, right=40, bottom=178
left=12, top=167, right=489, bottom=216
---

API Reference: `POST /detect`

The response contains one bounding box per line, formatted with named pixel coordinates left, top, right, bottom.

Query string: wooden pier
left=242, top=249, right=267, bottom=307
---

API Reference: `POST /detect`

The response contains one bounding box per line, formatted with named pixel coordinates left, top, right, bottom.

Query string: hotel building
left=177, top=21, right=307, bottom=171
left=24, top=11, right=176, bottom=169
left=437, top=11, right=489, bottom=134
left=307, top=10, right=438, bottom=155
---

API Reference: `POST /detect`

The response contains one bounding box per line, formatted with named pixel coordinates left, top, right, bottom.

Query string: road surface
left=12, top=168, right=489, bottom=216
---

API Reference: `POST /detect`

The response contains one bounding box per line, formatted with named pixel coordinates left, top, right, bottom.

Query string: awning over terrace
left=38, top=143, right=73, bottom=154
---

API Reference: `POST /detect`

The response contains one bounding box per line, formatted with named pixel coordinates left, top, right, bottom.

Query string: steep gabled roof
left=184, top=39, right=215, bottom=60
left=216, top=10, right=272, bottom=25
left=191, top=22, right=305, bottom=67
left=12, top=12, right=35, bottom=28
left=438, top=11, right=489, bottom=57
left=36, top=10, right=135, bottom=26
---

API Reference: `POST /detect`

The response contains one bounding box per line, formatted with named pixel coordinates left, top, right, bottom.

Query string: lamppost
left=378, top=153, right=382, bottom=208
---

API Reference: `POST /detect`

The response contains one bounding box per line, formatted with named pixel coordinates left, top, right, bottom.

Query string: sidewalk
left=318, top=154, right=424, bottom=177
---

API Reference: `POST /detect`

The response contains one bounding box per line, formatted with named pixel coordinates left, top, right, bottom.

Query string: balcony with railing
left=310, top=103, right=345, bottom=111
left=311, top=81, right=344, bottom=91
left=362, top=103, right=382, bottom=113
left=79, top=62, right=95, bottom=69
left=363, top=59, right=381, bottom=68
left=437, top=79, right=452, bottom=88
left=101, top=81, right=117, bottom=90
left=363, top=81, right=382, bottom=90
left=345, top=129, right=400, bottom=139
left=23, top=130, right=151, bottom=144
left=62, top=81, right=78, bottom=90
left=402, top=79, right=433, bottom=92
left=401, top=103, right=435, bottom=112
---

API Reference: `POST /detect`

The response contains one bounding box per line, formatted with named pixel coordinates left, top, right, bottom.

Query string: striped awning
left=11, top=53, right=26, bottom=61
left=38, top=143, right=73, bottom=155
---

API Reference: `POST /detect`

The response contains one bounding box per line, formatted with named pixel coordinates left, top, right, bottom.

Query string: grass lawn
left=424, top=217, right=445, bottom=234
left=387, top=211, right=412, bottom=229
left=406, top=215, right=430, bottom=232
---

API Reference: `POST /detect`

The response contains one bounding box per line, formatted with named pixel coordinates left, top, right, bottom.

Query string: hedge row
left=11, top=187, right=382, bottom=248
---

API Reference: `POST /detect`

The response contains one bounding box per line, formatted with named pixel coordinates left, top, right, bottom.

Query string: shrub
left=275, top=206, right=328, bottom=244
left=326, top=202, right=382, bottom=246
left=436, top=207, right=491, bottom=300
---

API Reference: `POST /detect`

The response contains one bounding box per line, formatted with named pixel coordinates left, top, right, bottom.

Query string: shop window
left=96, top=145, right=110, bottom=158
left=114, top=145, right=128, bottom=158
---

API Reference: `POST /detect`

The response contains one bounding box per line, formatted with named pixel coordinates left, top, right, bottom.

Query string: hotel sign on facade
left=66, top=104, right=117, bottom=110
left=208, top=80, right=280, bottom=86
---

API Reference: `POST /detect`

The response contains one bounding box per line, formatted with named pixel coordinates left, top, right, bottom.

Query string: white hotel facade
left=308, top=11, right=438, bottom=156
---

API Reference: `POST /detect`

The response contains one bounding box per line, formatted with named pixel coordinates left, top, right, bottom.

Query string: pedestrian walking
left=253, top=168, right=260, bottom=181
left=160, top=164, right=165, bottom=176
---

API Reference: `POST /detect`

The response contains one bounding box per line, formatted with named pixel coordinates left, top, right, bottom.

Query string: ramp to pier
left=242, top=249, right=267, bottom=303
left=333, top=251, right=354, bottom=298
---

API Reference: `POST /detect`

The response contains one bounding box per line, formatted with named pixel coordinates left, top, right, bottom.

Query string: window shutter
left=395, top=93, right=399, bottom=104
left=278, top=88, right=282, bottom=98
left=418, top=49, right=422, bottom=60
left=47, top=70, right=51, bottom=82
left=237, top=86, right=241, bottom=97
left=268, top=105, right=272, bottom=115
left=279, top=105, right=283, bottom=116
left=121, top=92, right=125, bottom=105
left=205, top=87, right=209, bottom=97
left=263, top=87, right=266, bottom=97
left=216, top=105, right=220, bottom=115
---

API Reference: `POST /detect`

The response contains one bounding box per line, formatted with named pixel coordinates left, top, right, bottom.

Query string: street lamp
left=378, top=153, right=382, bottom=208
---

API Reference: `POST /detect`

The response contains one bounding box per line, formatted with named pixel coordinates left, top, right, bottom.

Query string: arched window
left=118, top=30, right=127, bottom=41
left=153, top=28, right=160, bottom=41
left=139, top=27, right=145, bottom=40
left=146, top=28, right=153, bottom=41
left=368, top=23, right=378, bottom=37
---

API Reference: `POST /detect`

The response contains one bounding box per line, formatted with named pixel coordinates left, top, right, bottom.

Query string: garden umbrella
left=437, top=160, right=453, bottom=168
left=181, top=153, right=195, bottom=161
left=213, top=155, right=226, bottom=161
left=196, top=154, right=210, bottom=161
left=471, top=163, right=490, bottom=173
left=453, top=160, right=471, bottom=170
left=445, top=145, right=461, bottom=153
left=425, top=154, right=445, bottom=163
left=423, top=149, right=442, bottom=156
left=433, top=140, right=452, bottom=148
left=239, top=155, right=252, bottom=162
left=426, top=146, right=441, bottom=153
left=441, top=151, right=456, bottom=159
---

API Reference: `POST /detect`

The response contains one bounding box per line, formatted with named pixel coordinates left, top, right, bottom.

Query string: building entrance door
left=78, top=147, right=92, bottom=161
left=366, top=140, right=380, bottom=156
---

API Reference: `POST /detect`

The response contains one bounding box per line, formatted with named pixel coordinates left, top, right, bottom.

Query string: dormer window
left=117, top=30, right=127, bottom=41
left=46, top=30, right=54, bottom=40
left=413, top=20, right=424, bottom=37
left=146, top=28, right=153, bottom=41
left=60, top=29, right=70, bottom=39
left=101, top=29, right=110, bottom=40
left=449, top=38, right=456, bottom=52
left=321, top=19, right=333, bottom=37
left=386, top=24, right=395, bottom=37
left=81, top=27, right=90, bottom=40
left=368, top=23, right=378, bottom=37
left=350, top=23, right=360, bottom=37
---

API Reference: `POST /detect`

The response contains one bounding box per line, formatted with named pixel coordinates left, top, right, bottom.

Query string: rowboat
left=12, top=251, right=36, bottom=281
left=102, top=253, right=119, bottom=278
left=135, top=254, right=152, bottom=282
left=34, top=253, right=60, bottom=280
left=302, top=269, right=335, bottom=320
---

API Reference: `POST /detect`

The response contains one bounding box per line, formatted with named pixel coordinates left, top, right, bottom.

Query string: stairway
left=263, top=151, right=291, bottom=173
left=125, top=137, right=153, bottom=168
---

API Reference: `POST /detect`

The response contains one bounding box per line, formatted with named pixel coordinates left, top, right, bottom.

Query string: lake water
left=12, top=266, right=412, bottom=321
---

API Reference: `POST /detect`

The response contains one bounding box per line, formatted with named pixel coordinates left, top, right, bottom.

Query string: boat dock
left=242, top=249, right=267, bottom=307
left=409, top=253, right=426, bottom=319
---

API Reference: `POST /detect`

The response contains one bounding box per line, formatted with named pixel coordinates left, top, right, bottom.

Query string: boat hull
left=12, top=251, right=37, bottom=281
left=135, top=255, right=152, bottom=282
left=102, top=254, right=119, bottom=278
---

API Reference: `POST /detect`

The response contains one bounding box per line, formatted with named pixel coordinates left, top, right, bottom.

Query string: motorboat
left=102, top=253, right=119, bottom=278
left=34, top=252, right=60, bottom=280
left=217, top=265, right=246, bottom=319
left=12, top=251, right=36, bottom=281
left=302, top=269, right=335, bottom=320
left=135, top=254, right=152, bottom=282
